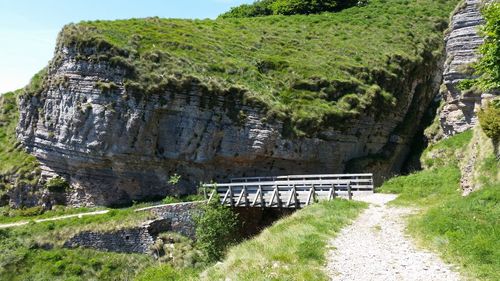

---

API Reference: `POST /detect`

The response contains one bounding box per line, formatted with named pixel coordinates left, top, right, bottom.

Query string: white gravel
left=326, top=193, right=462, bottom=281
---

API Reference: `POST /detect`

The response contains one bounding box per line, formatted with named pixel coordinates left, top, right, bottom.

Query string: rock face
left=16, top=39, right=444, bottom=207
left=440, top=0, right=486, bottom=136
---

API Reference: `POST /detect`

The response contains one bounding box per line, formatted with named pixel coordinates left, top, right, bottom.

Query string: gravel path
left=0, top=210, right=109, bottom=229
left=326, top=193, right=461, bottom=281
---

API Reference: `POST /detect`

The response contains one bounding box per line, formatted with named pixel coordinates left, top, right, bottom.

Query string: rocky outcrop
left=16, top=35, right=445, bottom=207
left=440, top=0, right=488, bottom=136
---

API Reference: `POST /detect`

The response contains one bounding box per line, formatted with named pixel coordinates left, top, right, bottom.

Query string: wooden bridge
left=203, top=174, right=374, bottom=209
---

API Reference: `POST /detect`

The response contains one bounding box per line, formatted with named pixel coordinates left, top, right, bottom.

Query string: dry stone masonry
left=63, top=202, right=201, bottom=253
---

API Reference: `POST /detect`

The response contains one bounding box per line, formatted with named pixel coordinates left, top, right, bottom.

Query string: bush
left=14, top=206, right=45, bottom=217
left=194, top=202, right=239, bottom=263
left=478, top=100, right=500, bottom=143
left=161, top=196, right=181, bottom=204
left=148, top=232, right=203, bottom=268
left=271, top=0, right=356, bottom=15
left=220, top=0, right=358, bottom=18
left=45, top=177, right=69, bottom=193
left=474, top=3, right=500, bottom=90
left=219, top=0, right=273, bottom=18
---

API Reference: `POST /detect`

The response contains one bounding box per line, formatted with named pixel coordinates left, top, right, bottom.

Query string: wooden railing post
left=347, top=181, right=352, bottom=200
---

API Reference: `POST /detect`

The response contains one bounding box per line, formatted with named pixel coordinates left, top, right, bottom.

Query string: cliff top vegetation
left=31, top=0, right=460, bottom=136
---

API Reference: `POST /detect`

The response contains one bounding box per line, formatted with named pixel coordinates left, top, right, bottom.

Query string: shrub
left=271, top=0, right=355, bottom=15
left=161, top=196, right=181, bottom=204
left=219, top=0, right=274, bottom=18
left=478, top=100, right=500, bottom=143
left=474, top=3, right=500, bottom=90
left=148, top=232, right=203, bottom=268
left=220, top=0, right=359, bottom=18
left=194, top=202, right=239, bottom=263
left=45, top=177, right=70, bottom=193
left=14, top=206, right=45, bottom=217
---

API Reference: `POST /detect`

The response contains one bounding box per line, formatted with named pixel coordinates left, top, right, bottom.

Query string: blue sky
left=0, top=0, right=253, bottom=93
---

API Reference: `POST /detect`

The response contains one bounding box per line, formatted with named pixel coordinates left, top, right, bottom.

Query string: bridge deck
left=203, top=174, right=374, bottom=208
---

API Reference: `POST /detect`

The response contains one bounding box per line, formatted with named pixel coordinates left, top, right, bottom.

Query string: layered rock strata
left=440, top=0, right=488, bottom=136
left=17, top=38, right=444, bottom=207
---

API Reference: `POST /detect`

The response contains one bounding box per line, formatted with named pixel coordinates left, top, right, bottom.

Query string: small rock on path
left=326, top=193, right=461, bottom=281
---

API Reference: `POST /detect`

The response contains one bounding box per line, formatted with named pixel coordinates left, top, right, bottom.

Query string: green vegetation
left=45, top=177, right=70, bottom=193
left=478, top=99, right=500, bottom=143
left=194, top=202, right=239, bottom=263
left=0, top=205, right=107, bottom=224
left=474, top=2, right=500, bottom=90
left=47, top=0, right=459, bottom=136
left=0, top=91, right=40, bottom=203
left=149, top=232, right=204, bottom=268
left=220, top=0, right=360, bottom=18
left=203, top=199, right=365, bottom=280
left=379, top=129, right=500, bottom=280
left=0, top=204, right=159, bottom=280
left=135, top=264, right=200, bottom=281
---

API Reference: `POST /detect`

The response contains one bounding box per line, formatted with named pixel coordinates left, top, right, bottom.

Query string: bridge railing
left=230, top=173, right=374, bottom=192
left=203, top=179, right=355, bottom=208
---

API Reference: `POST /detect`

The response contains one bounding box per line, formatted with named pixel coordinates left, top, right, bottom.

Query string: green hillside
left=51, top=0, right=459, bottom=136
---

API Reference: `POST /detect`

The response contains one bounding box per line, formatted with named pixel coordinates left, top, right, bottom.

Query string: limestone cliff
left=12, top=0, right=462, bottom=207
left=15, top=43, right=443, bottom=207
left=440, top=0, right=493, bottom=136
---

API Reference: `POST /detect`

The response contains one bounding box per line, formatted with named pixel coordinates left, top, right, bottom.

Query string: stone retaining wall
left=64, top=202, right=202, bottom=254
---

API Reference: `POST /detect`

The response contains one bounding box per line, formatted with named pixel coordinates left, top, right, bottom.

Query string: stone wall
left=64, top=202, right=201, bottom=253
left=143, top=201, right=202, bottom=238
left=63, top=219, right=167, bottom=253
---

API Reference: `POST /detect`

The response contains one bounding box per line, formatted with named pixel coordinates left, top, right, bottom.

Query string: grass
left=202, top=199, right=366, bottom=280
left=135, top=264, right=201, bottom=281
left=0, top=206, right=106, bottom=224
left=41, top=0, right=460, bottom=136
left=0, top=91, right=40, bottom=200
left=0, top=203, right=160, bottom=280
left=379, top=129, right=500, bottom=280
left=0, top=236, right=153, bottom=281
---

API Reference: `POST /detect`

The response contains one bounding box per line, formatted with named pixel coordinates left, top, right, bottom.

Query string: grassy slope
left=0, top=205, right=158, bottom=280
left=379, top=129, right=500, bottom=281
left=57, top=0, right=459, bottom=135
left=202, top=199, right=366, bottom=281
left=0, top=91, right=40, bottom=197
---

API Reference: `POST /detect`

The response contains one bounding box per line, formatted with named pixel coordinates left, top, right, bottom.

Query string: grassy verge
left=379, top=130, right=499, bottom=280
left=0, top=206, right=107, bottom=224
left=201, top=199, right=366, bottom=281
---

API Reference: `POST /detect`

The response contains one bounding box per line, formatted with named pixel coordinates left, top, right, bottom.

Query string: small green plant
left=168, top=173, right=181, bottom=185
left=45, top=177, right=70, bottom=193
left=478, top=100, right=500, bottom=143
left=194, top=201, right=239, bottom=263
left=13, top=206, right=45, bottom=217
left=161, top=196, right=181, bottom=204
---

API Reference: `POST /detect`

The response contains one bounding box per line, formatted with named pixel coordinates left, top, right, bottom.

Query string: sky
left=0, top=0, right=253, bottom=94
